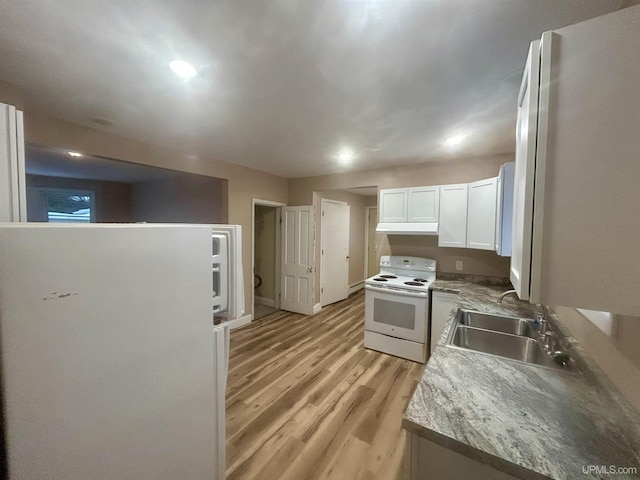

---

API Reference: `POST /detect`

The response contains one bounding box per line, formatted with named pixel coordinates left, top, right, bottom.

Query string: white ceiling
left=0, top=0, right=625, bottom=178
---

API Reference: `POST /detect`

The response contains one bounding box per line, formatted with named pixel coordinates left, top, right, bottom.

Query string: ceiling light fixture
left=337, top=151, right=355, bottom=162
left=169, top=60, right=197, bottom=79
left=444, top=134, right=467, bottom=148
left=68, top=151, right=83, bottom=158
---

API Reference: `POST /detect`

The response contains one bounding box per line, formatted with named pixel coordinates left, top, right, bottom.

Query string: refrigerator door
left=0, top=224, right=223, bottom=480
left=211, top=225, right=244, bottom=321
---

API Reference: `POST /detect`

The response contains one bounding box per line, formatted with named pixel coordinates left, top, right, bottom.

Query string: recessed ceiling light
left=169, top=60, right=197, bottom=79
left=445, top=134, right=467, bottom=148
left=337, top=151, right=355, bottom=162
left=68, top=151, right=83, bottom=158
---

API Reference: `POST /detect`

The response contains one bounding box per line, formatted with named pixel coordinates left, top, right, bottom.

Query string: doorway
left=253, top=200, right=284, bottom=320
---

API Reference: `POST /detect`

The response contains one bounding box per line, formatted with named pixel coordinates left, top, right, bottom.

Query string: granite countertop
left=402, top=278, right=640, bottom=480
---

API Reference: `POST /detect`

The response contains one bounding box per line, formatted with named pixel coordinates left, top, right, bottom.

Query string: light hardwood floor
left=226, top=290, right=426, bottom=480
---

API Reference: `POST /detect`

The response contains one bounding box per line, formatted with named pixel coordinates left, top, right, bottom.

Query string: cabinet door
left=430, top=291, right=458, bottom=354
left=510, top=40, right=540, bottom=301
left=467, top=177, right=498, bottom=250
left=438, top=184, right=468, bottom=248
left=408, top=186, right=440, bottom=222
left=495, top=163, right=515, bottom=256
left=378, top=188, right=408, bottom=222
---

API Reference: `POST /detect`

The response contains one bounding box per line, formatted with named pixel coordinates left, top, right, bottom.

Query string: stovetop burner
left=404, top=281, right=426, bottom=287
left=413, top=278, right=428, bottom=283
left=379, top=275, right=397, bottom=279
left=373, top=277, right=388, bottom=282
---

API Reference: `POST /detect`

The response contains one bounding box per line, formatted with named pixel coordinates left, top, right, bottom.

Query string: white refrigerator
left=0, top=223, right=239, bottom=480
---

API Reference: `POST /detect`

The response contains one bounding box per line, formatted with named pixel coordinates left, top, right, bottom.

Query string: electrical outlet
left=456, top=261, right=463, bottom=271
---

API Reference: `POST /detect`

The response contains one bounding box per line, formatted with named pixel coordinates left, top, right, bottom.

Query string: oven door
left=365, top=284, right=428, bottom=343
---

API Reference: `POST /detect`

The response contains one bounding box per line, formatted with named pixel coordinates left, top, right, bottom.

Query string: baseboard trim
left=225, top=314, right=252, bottom=330
left=312, top=303, right=322, bottom=314
left=349, top=281, right=364, bottom=295
left=255, top=296, right=275, bottom=308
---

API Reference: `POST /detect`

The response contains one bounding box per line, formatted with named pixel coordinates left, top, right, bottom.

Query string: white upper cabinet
left=467, top=177, right=498, bottom=251
left=510, top=40, right=540, bottom=301
left=379, top=186, right=439, bottom=223
left=378, top=188, right=408, bottom=222
left=495, top=162, right=515, bottom=257
left=438, top=184, right=468, bottom=248
left=512, top=6, right=640, bottom=316
left=407, top=186, right=440, bottom=222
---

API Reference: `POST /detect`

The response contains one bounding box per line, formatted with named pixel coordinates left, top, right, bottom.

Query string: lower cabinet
left=404, top=431, right=518, bottom=480
left=429, top=291, right=458, bottom=354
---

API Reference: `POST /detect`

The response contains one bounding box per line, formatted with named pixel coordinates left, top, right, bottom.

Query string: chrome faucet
left=537, top=304, right=550, bottom=336
left=497, top=289, right=518, bottom=304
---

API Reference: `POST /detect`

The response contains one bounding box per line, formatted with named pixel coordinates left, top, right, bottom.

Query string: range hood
left=376, top=222, right=439, bottom=235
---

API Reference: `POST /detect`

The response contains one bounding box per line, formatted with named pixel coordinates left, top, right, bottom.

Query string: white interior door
left=321, top=200, right=350, bottom=306
left=280, top=206, right=315, bottom=315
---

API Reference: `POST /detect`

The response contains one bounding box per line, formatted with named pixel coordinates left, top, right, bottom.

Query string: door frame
left=364, top=205, right=377, bottom=278
left=320, top=198, right=350, bottom=307
left=252, top=198, right=285, bottom=319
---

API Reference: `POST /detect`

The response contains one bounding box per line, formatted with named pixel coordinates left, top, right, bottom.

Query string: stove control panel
left=380, top=255, right=436, bottom=271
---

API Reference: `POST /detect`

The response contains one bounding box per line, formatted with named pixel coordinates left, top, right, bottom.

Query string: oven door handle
left=365, top=284, right=428, bottom=298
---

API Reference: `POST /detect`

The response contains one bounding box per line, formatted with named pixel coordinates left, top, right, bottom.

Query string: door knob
left=308, top=266, right=313, bottom=273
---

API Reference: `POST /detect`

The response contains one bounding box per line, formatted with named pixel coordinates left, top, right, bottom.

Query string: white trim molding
left=255, top=296, right=275, bottom=308
left=349, top=281, right=364, bottom=295
left=312, top=303, right=322, bottom=315
left=224, top=314, right=252, bottom=331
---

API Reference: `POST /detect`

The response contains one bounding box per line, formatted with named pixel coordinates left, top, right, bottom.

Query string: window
left=40, top=188, right=96, bottom=223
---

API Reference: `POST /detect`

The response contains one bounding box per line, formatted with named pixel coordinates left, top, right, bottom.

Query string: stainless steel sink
left=458, top=310, right=537, bottom=338
left=446, top=309, right=574, bottom=372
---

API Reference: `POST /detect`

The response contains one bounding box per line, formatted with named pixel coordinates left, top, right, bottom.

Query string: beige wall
left=254, top=205, right=277, bottom=302
left=554, top=307, right=640, bottom=413
left=381, top=235, right=511, bottom=277
left=289, top=154, right=514, bottom=298
left=288, top=155, right=512, bottom=203
left=131, top=174, right=227, bottom=224
left=0, top=79, right=288, bottom=318
left=0, top=80, right=24, bottom=109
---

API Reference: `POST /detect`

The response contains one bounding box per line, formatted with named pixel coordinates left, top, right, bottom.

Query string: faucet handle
left=543, top=331, right=556, bottom=350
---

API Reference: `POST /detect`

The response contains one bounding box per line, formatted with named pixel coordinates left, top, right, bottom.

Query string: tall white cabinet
left=466, top=177, right=498, bottom=250
left=510, top=41, right=540, bottom=301
left=511, top=6, right=640, bottom=316
left=0, top=102, right=26, bottom=222
left=437, top=184, right=468, bottom=248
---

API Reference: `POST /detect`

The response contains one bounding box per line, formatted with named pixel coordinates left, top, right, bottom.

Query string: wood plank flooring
left=226, top=290, right=426, bottom=480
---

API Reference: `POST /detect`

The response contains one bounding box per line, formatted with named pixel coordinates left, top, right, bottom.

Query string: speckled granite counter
left=402, top=279, right=640, bottom=480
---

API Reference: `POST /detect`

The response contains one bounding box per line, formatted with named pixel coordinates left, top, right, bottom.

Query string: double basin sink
left=446, top=309, right=574, bottom=372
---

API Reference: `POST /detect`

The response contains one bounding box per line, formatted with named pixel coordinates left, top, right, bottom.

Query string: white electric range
left=364, top=255, right=436, bottom=363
